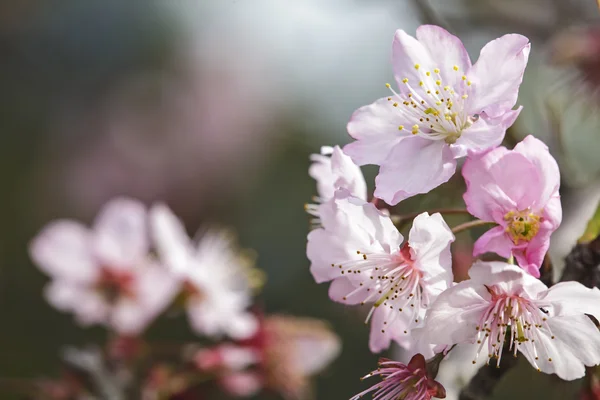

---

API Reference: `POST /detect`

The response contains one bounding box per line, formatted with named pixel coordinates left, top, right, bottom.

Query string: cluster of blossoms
left=306, top=25, right=600, bottom=399
left=29, top=198, right=340, bottom=399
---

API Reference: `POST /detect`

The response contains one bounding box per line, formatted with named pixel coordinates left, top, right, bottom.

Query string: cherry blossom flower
left=307, top=189, right=454, bottom=352
left=351, top=354, right=446, bottom=400
left=307, top=145, right=367, bottom=213
left=462, top=135, right=561, bottom=277
left=150, top=204, right=259, bottom=340
left=29, top=198, right=179, bottom=335
left=425, top=261, right=600, bottom=381
left=344, top=25, right=530, bottom=205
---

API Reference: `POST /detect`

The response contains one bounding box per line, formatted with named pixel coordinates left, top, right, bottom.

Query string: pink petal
left=93, top=197, right=148, bottom=269
left=328, top=277, right=368, bottom=305
left=374, top=137, right=456, bottom=205
left=473, top=226, right=513, bottom=259
left=453, top=107, right=521, bottom=157
left=467, top=34, right=530, bottom=117
left=513, top=135, right=561, bottom=208
left=111, top=264, right=180, bottom=335
left=369, top=307, right=394, bottom=353
left=462, top=147, right=514, bottom=221
left=30, top=221, right=97, bottom=282
left=345, top=97, right=409, bottom=166
left=415, top=25, right=472, bottom=87
left=392, top=29, right=435, bottom=91
left=513, top=225, right=552, bottom=277
left=290, top=329, right=341, bottom=375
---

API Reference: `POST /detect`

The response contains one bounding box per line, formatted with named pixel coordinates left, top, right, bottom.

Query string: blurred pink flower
left=351, top=354, right=446, bottom=400
left=425, top=261, right=600, bottom=381
left=150, top=204, right=258, bottom=340
left=29, top=198, right=179, bottom=335
left=462, top=135, right=562, bottom=276
left=344, top=25, right=529, bottom=205
left=307, top=189, right=454, bottom=353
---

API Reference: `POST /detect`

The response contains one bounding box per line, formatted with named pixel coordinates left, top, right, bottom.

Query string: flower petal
left=328, top=277, right=368, bottom=305
left=392, top=29, right=435, bottom=90
left=309, top=145, right=367, bottom=202
left=93, top=197, right=148, bottom=268
left=415, top=25, right=471, bottom=87
left=513, top=135, right=561, bottom=209
left=374, top=137, right=456, bottom=205
left=462, top=147, right=515, bottom=221
left=519, top=315, right=600, bottom=381
left=150, top=203, right=193, bottom=275
left=537, top=281, right=600, bottom=318
left=467, top=34, right=530, bottom=117
left=30, top=221, right=97, bottom=282
left=408, top=212, right=454, bottom=298
left=425, top=280, right=490, bottom=345
left=453, top=107, right=521, bottom=157
left=472, top=226, right=513, bottom=259
left=345, top=97, right=408, bottom=166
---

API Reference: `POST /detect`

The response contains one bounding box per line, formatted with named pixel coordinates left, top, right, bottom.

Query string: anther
left=414, top=64, right=420, bottom=70
left=402, top=78, right=408, bottom=84
left=434, top=68, right=440, bottom=74
left=453, top=65, right=459, bottom=71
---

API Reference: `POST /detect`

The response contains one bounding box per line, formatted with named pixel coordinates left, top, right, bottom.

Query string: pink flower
left=150, top=204, right=259, bottom=340
left=351, top=354, right=446, bottom=400
left=29, top=198, right=179, bottom=335
left=425, top=261, right=600, bottom=381
left=307, top=189, right=454, bottom=353
left=309, top=145, right=367, bottom=203
left=462, top=135, right=562, bottom=276
left=344, top=25, right=530, bottom=204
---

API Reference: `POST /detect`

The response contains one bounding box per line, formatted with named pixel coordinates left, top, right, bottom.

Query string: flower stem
left=451, top=220, right=494, bottom=235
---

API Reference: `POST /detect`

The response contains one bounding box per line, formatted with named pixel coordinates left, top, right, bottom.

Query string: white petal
left=408, top=212, right=454, bottom=297
left=520, top=315, right=600, bottom=381
left=30, top=221, right=97, bottom=282
left=93, top=197, right=148, bottom=268
left=537, top=281, right=600, bottom=318
left=150, top=203, right=193, bottom=275
left=425, top=280, right=490, bottom=345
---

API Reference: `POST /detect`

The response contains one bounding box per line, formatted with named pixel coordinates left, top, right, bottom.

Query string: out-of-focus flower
left=350, top=354, right=446, bottom=400
left=344, top=25, right=529, bottom=205
left=29, top=198, right=179, bottom=335
left=194, top=344, right=262, bottom=398
left=307, top=189, right=454, bottom=353
left=247, top=315, right=341, bottom=400
left=462, top=135, right=561, bottom=276
left=306, top=145, right=367, bottom=220
left=425, top=261, right=600, bottom=380
left=150, top=204, right=259, bottom=340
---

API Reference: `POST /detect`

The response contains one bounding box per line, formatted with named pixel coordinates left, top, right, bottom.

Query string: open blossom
left=351, top=354, right=446, bottom=400
left=150, top=204, right=259, bottom=340
left=462, top=135, right=561, bottom=277
left=307, top=189, right=454, bottom=352
left=344, top=25, right=529, bottom=204
left=29, top=198, right=179, bottom=335
left=425, top=261, right=600, bottom=381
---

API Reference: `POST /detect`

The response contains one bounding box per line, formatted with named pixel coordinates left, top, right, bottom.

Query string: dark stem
left=451, top=220, right=494, bottom=235
left=458, top=351, right=520, bottom=400
left=392, top=208, right=471, bottom=230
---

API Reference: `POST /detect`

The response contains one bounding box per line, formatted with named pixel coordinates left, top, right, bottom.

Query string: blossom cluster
left=29, top=198, right=340, bottom=399
left=306, top=25, right=600, bottom=399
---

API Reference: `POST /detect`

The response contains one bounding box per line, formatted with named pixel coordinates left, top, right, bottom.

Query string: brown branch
left=451, top=220, right=494, bottom=235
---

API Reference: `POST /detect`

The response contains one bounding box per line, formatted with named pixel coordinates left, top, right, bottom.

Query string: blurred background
left=2, top=0, right=600, bottom=399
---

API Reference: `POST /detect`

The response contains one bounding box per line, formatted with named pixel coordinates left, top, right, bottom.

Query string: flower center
left=96, top=267, right=136, bottom=302
left=503, top=209, right=541, bottom=244
left=332, top=243, right=426, bottom=334
left=386, top=64, right=476, bottom=144
left=473, top=285, right=555, bottom=370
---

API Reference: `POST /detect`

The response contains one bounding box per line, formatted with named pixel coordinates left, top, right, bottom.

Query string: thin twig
left=451, top=220, right=494, bottom=235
